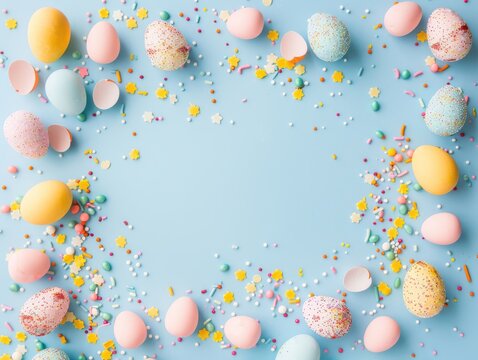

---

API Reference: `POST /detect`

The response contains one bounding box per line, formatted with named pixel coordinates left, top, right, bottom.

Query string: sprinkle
left=168, top=287, right=174, bottom=296
left=4, top=322, right=13, bottom=332
left=464, top=265, right=472, bottom=283
left=115, top=70, right=122, bottom=83
left=413, top=71, right=423, bottom=77
left=238, top=64, right=251, bottom=74
left=357, top=67, right=364, bottom=77
left=404, top=90, right=415, bottom=97
left=418, top=98, right=425, bottom=108
left=393, top=68, right=400, bottom=79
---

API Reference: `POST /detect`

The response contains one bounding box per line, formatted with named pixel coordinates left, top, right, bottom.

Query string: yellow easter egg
left=411, top=145, right=458, bottom=195
left=28, top=7, right=71, bottom=63
left=21, top=180, right=72, bottom=225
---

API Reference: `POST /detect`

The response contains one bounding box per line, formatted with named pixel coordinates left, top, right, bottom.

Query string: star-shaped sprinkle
left=143, top=111, right=154, bottom=123
left=211, top=113, right=223, bottom=124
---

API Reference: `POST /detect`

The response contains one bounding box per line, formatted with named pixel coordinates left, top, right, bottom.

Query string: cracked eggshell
left=343, top=266, right=372, bottom=292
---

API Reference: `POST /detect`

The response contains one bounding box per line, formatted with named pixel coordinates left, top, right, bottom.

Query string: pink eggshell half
left=20, top=287, right=69, bottom=336
left=3, top=111, right=49, bottom=159
left=224, top=315, right=261, bottom=349
left=364, top=316, right=400, bottom=352
left=114, top=311, right=147, bottom=349
left=280, top=31, right=308, bottom=62
left=8, top=249, right=50, bottom=283
left=164, top=297, right=199, bottom=337
left=93, top=79, right=120, bottom=110
left=343, top=266, right=372, bottom=292
left=384, top=2, right=422, bottom=37
left=8, top=60, right=39, bottom=95
left=227, top=8, right=264, bottom=40
left=48, top=125, right=72, bottom=153
left=87, top=21, right=121, bottom=64
left=421, top=212, right=461, bottom=245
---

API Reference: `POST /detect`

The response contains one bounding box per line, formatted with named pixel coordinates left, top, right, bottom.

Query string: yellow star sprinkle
left=397, top=184, right=409, bottom=195
left=332, top=71, right=344, bottom=83
left=5, top=18, right=17, bottom=30
left=156, top=88, right=169, bottom=99
left=356, top=197, right=368, bottom=211
left=292, top=88, right=304, bottom=101
left=63, top=254, right=74, bottom=264
left=87, top=332, right=99, bottom=344
left=129, top=149, right=140, bottom=160
left=378, top=282, right=392, bottom=296
left=188, top=104, right=201, bottom=117
left=393, top=217, right=405, bottom=228
left=197, top=328, right=210, bottom=341
left=74, top=255, right=86, bottom=268
left=100, top=350, right=112, bottom=360
left=294, top=64, right=306, bottom=75
left=387, top=227, right=399, bottom=240
left=137, top=7, right=148, bottom=20
left=212, top=331, right=223, bottom=342
left=390, top=259, right=402, bottom=273
left=0, top=354, right=12, bottom=360
left=223, top=291, right=235, bottom=303
left=234, top=269, right=247, bottom=281
left=285, top=289, right=296, bottom=300
left=15, top=332, right=27, bottom=342
left=125, top=82, right=137, bottom=94
left=73, top=319, right=85, bottom=330
left=73, top=276, right=85, bottom=287
left=98, top=8, right=110, bottom=19
left=368, top=87, right=380, bottom=98
left=126, top=17, right=138, bottom=29
left=115, top=236, right=127, bottom=248
left=245, top=282, right=257, bottom=293
left=227, top=55, right=240, bottom=69
left=255, top=68, right=267, bottom=79
left=147, top=307, right=159, bottom=318
left=267, top=29, right=279, bottom=42
left=56, top=234, right=66, bottom=244
left=271, top=269, right=283, bottom=281
left=416, top=30, right=427, bottom=43
left=276, top=58, right=294, bottom=70
left=408, top=207, right=419, bottom=220
left=0, top=336, right=11, bottom=345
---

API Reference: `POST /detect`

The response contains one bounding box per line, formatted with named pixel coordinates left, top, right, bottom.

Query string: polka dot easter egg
left=403, top=261, right=446, bottom=318
left=427, top=8, right=472, bottom=62
left=302, top=296, right=352, bottom=339
left=32, top=348, right=69, bottom=360
left=19, top=287, right=70, bottom=336
left=144, top=21, right=189, bottom=71
left=424, top=85, right=467, bottom=136
left=307, top=13, right=351, bottom=62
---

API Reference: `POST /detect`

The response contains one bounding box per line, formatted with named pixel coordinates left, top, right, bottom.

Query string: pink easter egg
left=227, top=8, right=264, bottom=40
left=114, top=311, right=147, bottom=349
left=364, top=316, right=400, bottom=352
left=164, top=297, right=199, bottom=337
left=86, top=21, right=120, bottom=64
left=8, top=248, right=50, bottom=283
left=421, top=212, right=461, bottom=245
left=384, top=2, right=422, bottom=37
left=224, top=315, right=261, bottom=349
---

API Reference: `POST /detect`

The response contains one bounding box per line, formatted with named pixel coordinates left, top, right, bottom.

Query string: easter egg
left=224, top=315, right=261, bottom=349
left=307, top=13, right=351, bottom=62
left=421, top=212, right=461, bottom=245
left=8, top=60, right=39, bottom=95
left=280, top=31, right=308, bottom=63
left=427, top=8, right=472, bottom=62
left=45, top=69, right=87, bottom=116
left=411, top=145, right=459, bottom=195
left=276, top=334, right=321, bottom=360
left=113, top=311, right=147, bottom=349
left=4, top=111, right=49, bottom=159
left=28, top=7, right=71, bottom=63
left=86, top=21, right=121, bottom=64
left=20, top=287, right=70, bottom=336
left=403, top=261, right=446, bottom=318
left=302, top=296, right=352, bottom=339
left=343, top=266, right=372, bottom=292
left=8, top=249, right=50, bottom=283
left=226, top=8, right=264, bottom=40
left=144, top=21, right=189, bottom=71
left=164, top=297, right=198, bottom=337
left=424, top=85, right=467, bottom=136
left=384, top=2, right=422, bottom=37
left=363, top=316, right=400, bottom=352
left=21, top=180, right=73, bottom=225
left=32, top=348, right=69, bottom=360
left=93, top=79, right=120, bottom=110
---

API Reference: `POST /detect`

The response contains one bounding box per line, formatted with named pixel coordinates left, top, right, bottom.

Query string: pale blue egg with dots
left=32, top=348, right=70, bottom=360
left=276, top=334, right=321, bottom=360
left=307, top=13, right=350, bottom=62
left=424, top=85, right=467, bottom=136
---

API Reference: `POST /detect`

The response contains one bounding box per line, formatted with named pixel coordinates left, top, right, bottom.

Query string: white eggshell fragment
left=343, top=266, right=372, bottom=292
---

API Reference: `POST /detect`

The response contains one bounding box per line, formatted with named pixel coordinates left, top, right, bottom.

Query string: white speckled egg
left=20, top=287, right=70, bottom=336
left=307, top=13, right=350, bottom=62
left=32, top=348, right=69, bottom=360
left=276, top=334, right=321, bottom=360
left=427, top=8, right=472, bottom=62
left=424, top=85, right=467, bottom=136
left=302, top=296, right=352, bottom=339
left=4, top=111, right=49, bottom=158
left=403, top=261, right=446, bottom=318
left=45, top=69, right=87, bottom=116
left=144, top=21, right=189, bottom=71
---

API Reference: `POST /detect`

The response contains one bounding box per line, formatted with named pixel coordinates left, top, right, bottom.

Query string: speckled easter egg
left=411, top=145, right=459, bottom=195
left=425, top=85, right=467, bottom=136
left=8, top=249, right=50, bottom=283
left=427, top=8, right=472, bottom=62
left=45, top=69, right=87, bottom=116
left=3, top=111, right=49, bottom=158
left=86, top=21, right=121, bottom=64
left=384, top=2, right=422, bottom=37
left=114, top=311, right=147, bottom=349
left=276, top=334, right=321, bottom=360
left=302, top=296, right=352, bottom=339
left=226, top=8, right=264, bottom=40
left=28, top=7, right=71, bottom=63
left=164, top=297, right=198, bottom=337
left=403, top=261, right=446, bottom=318
left=307, top=13, right=351, bottom=62
left=32, top=348, right=69, bottom=360
left=20, top=287, right=70, bottom=336
left=421, top=212, right=461, bottom=245
left=224, top=315, right=261, bottom=349
left=144, top=21, right=189, bottom=71
left=363, top=316, right=400, bottom=352
left=21, top=180, right=73, bottom=225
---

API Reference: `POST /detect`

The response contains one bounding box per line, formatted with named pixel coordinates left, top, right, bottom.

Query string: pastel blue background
left=0, top=0, right=476, bottom=359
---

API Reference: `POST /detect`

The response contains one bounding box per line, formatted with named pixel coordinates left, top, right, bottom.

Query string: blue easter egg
left=45, top=69, right=87, bottom=116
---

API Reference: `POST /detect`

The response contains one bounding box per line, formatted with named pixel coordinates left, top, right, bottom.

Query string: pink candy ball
left=430, top=63, right=439, bottom=73
left=1, top=205, right=11, bottom=213
left=7, top=166, right=18, bottom=174
left=397, top=196, right=407, bottom=204
left=407, top=149, right=414, bottom=158
left=75, top=224, right=84, bottom=234
left=393, top=153, right=403, bottom=162
left=265, top=290, right=275, bottom=299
